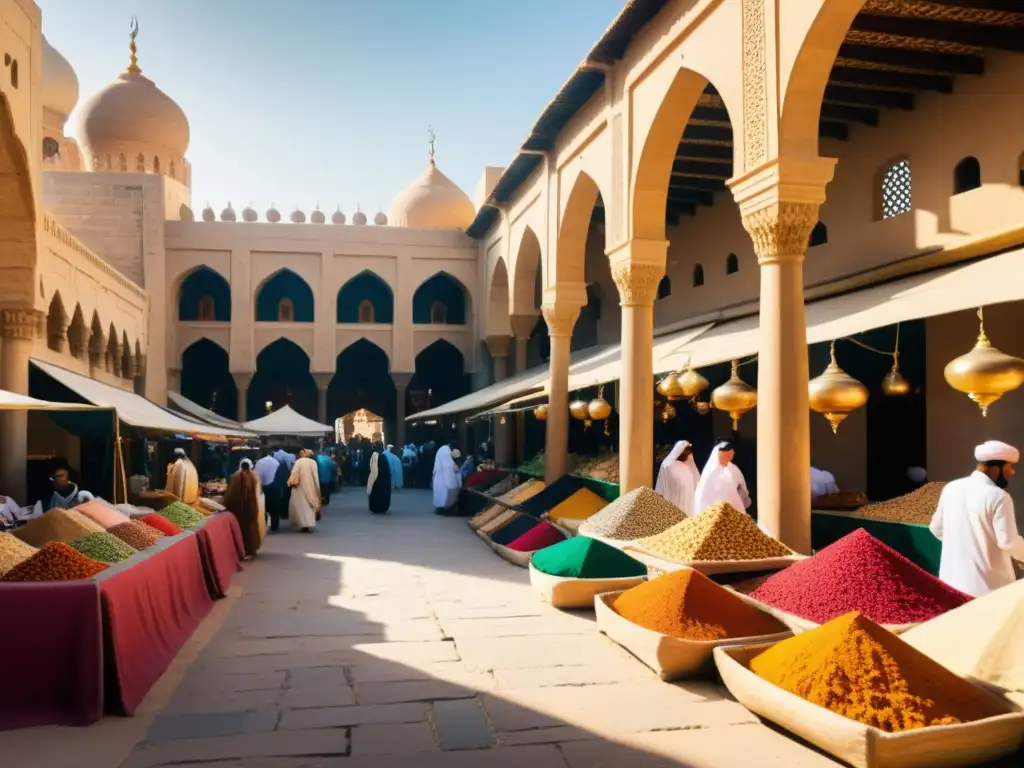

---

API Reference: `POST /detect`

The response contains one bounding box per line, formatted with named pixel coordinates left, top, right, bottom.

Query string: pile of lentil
left=751, top=611, right=1006, bottom=732
left=108, top=520, right=164, bottom=550
left=546, top=488, right=608, bottom=524
left=531, top=536, right=647, bottom=579
left=750, top=528, right=971, bottom=625
left=159, top=501, right=203, bottom=530
left=578, top=487, right=684, bottom=541
left=845, top=482, right=948, bottom=525
left=637, top=502, right=791, bottom=562
left=0, top=533, right=38, bottom=576
left=2, top=541, right=108, bottom=581
left=141, top=514, right=182, bottom=536
left=12, top=508, right=104, bottom=548
left=614, top=569, right=787, bottom=640
left=68, top=531, right=138, bottom=564
left=507, top=521, right=565, bottom=552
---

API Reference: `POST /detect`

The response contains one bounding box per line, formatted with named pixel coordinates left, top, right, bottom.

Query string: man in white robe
left=930, top=440, right=1024, bottom=597
left=287, top=450, right=320, bottom=531
left=166, top=448, right=200, bottom=504
left=655, top=440, right=701, bottom=516
left=810, top=467, right=840, bottom=500
left=432, top=445, right=461, bottom=511
left=693, top=440, right=751, bottom=517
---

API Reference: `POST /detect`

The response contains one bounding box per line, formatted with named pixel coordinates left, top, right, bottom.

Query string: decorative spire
left=127, top=16, right=142, bottom=75
left=427, top=125, right=436, bottom=166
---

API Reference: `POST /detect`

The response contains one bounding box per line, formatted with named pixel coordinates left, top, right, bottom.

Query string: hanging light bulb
left=569, top=399, right=589, bottom=421
left=944, top=308, right=1024, bottom=416
left=587, top=384, right=613, bottom=421
left=711, top=359, right=758, bottom=430
left=533, top=404, right=548, bottom=421
left=809, top=341, right=869, bottom=433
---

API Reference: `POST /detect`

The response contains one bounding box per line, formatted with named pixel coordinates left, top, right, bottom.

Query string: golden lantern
left=880, top=356, right=912, bottom=397
left=656, top=372, right=685, bottom=401
left=693, top=400, right=711, bottom=416
left=588, top=385, right=612, bottom=421
left=678, top=367, right=709, bottom=398
left=711, top=359, right=758, bottom=430
left=944, top=308, right=1024, bottom=416
left=809, top=341, right=869, bottom=433
left=659, top=402, right=677, bottom=423
left=533, top=404, right=548, bottom=421
left=569, top=399, right=590, bottom=421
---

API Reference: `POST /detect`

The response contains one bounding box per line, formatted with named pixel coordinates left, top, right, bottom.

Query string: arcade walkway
left=2, top=488, right=838, bottom=767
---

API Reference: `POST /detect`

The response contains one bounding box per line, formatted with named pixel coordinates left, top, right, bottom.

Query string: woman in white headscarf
left=432, top=445, right=461, bottom=513
left=693, top=440, right=750, bottom=517
left=655, top=441, right=701, bottom=516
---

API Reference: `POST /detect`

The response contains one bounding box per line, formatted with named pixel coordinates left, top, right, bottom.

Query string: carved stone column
left=510, top=313, right=538, bottom=462
left=729, top=157, right=836, bottom=553
left=232, top=372, right=253, bottom=422
left=609, top=239, right=667, bottom=493
left=486, top=335, right=513, bottom=467
left=312, top=373, right=333, bottom=426
left=392, top=372, right=414, bottom=447
left=541, top=288, right=584, bottom=482
left=1, top=309, right=44, bottom=500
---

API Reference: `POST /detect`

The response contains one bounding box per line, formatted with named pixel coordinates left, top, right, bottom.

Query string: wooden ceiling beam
left=669, top=176, right=728, bottom=191
left=682, top=124, right=732, bottom=143
left=830, top=65, right=953, bottom=93
left=675, top=143, right=733, bottom=161
left=838, top=42, right=984, bottom=75
left=672, top=159, right=732, bottom=178
left=821, top=102, right=879, bottom=126
left=824, top=84, right=915, bottom=110
left=851, top=14, right=1024, bottom=53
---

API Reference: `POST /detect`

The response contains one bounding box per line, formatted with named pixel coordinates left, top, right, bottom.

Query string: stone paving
left=3, top=487, right=843, bottom=767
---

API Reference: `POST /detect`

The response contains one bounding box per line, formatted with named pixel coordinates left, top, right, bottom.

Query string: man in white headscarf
left=810, top=467, right=840, bottom=500
left=930, top=440, right=1024, bottom=597
left=432, top=445, right=461, bottom=513
left=655, top=441, right=701, bottom=516
left=693, top=440, right=750, bottom=517
left=166, top=447, right=200, bottom=504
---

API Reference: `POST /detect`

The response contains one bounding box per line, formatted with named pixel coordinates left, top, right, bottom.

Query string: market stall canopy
left=167, top=391, right=256, bottom=437
left=0, top=389, right=104, bottom=411
left=30, top=359, right=251, bottom=439
left=243, top=405, right=332, bottom=437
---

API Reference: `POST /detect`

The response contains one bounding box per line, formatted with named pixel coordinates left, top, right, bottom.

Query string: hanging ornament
left=569, top=399, right=590, bottom=421
left=809, top=341, right=869, bottom=433
left=944, top=308, right=1024, bottom=416
left=678, top=366, right=709, bottom=398
left=659, top=402, right=677, bottom=423
left=880, top=354, right=911, bottom=397
left=656, top=372, right=685, bottom=401
left=692, top=400, right=711, bottom=416
left=711, top=359, right=758, bottom=430
left=588, top=384, right=613, bottom=421
left=533, top=404, right=548, bottom=421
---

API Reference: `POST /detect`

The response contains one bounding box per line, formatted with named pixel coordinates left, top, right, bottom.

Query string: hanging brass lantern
left=657, top=372, right=685, bottom=401
left=533, top=404, right=548, bottom=421
left=693, top=400, right=711, bottom=416
left=569, top=399, right=590, bottom=421
left=944, top=308, right=1024, bottom=416
left=809, top=341, right=869, bottom=433
left=880, top=355, right=911, bottom=397
left=678, top=367, right=709, bottom=398
left=711, top=359, right=758, bottom=430
left=659, top=402, right=677, bottom=423
left=588, top=385, right=612, bottom=421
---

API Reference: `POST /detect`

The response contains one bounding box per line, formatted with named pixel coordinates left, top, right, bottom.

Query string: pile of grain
left=68, top=532, right=137, bottom=564
left=0, top=533, right=38, bottom=576
left=636, top=502, right=791, bottom=562
left=12, top=508, right=105, bottom=548
left=2, top=541, right=108, bottom=581
left=579, top=487, right=684, bottom=541
left=74, top=500, right=130, bottom=530
left=846, top=482, right=947, bottom=524
left=159, top=502, right=203, bottom=530
left=574, top=452, right=620, bottom=483
left=108, top=520, right=164, bottom=550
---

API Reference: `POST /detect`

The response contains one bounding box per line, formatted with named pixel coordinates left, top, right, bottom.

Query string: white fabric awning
left=0, top=389, right=106, bottom=411
left=243, top=405, right=332, bottom=437
left=167, top=391, right=256, bottom=437
left=31, top=359, right=251, bottom=438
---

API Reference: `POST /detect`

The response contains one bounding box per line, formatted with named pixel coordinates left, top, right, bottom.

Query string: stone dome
left=374, top=211, right=388, bottom=226
left=42, top=35, right=79, bottom=128
left=220, top=203, right=236, bottom=222
left=179, top=203, right=194, bottom=221
left=332, top=208, right=346, bottom=225
left=267, top=206, right=281, bottom=223
left=311, top=209, right=326, bottom=224
left=353, top=210, right=367, bottom=226
left=290, top=208, right=306, bottom=223
left=242, top=205, right=258, bottom=222
left=388, top=160, right=474, bottom=230
left=201, top=205, right=215, bottom=222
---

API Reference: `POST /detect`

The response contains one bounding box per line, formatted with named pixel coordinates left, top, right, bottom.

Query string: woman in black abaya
left=366, top=443, right=392, bottom=514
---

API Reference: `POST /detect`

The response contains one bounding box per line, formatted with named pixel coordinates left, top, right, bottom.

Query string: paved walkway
left=3, top=488, right=841, bottom=768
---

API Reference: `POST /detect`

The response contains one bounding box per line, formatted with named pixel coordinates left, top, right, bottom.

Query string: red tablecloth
left=96, top=533, right=214, bottom=715
left=0, top=580, right=103, bottom=729
left=195, top=513, right=244, bottom=598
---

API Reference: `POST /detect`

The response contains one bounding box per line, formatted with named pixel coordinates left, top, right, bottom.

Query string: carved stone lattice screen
left=881, top=159, right=912, bottom=220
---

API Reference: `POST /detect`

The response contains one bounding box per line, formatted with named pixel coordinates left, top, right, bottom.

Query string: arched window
left=809, top=222, right=828, bottom=248
left=412, top=272, right=467, bottom=325
left=692, top=264, right=705, bottom=288
left=430, top=301, right=448, bottom=324
left=726, top=254, right=739, bottom=275
left=42, top=137, right=60, bottom=161
left=255, top=269, right=315, bottom=322
left=880, top=158, right=912, bottom=219
left=197, top=296, right=215, bottom=321
left=1019, top=153, right=1024, bottom=187
left=657, top=276, right=671, bottom=300
left=358, top=299, right=374, bottom=323
left=278, top=298, right=294, bottom=323
left=10, top=59, right=18, bottom=89
left=953, top=156, right=981, bottom=195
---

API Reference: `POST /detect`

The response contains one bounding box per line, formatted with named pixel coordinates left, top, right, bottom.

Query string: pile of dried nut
left=580, top=487, right=684, bottom=541
left=637, top=502, right=792, bottom=562
left=846, top=482, right=947, bottom=525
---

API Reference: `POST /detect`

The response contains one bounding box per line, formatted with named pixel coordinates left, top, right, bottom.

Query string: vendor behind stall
left=47, top=467, right=82, bottom=510
left=166, top=447, right=199, bottom=504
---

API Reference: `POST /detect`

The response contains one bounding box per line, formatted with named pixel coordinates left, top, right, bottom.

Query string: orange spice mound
left=613, top=569, right=786, bottom=641
left=750, top=611, right=1007, bottom=732
left=2, top=541, right=108, bottom=581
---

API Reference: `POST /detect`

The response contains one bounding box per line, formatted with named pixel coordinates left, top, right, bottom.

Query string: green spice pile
left=159, top=502, right=203, bottom=530
left=2, top=541, right=108, bottom=581
left=531, top=536, right=647, bottom=579
left=108, top=520, right=164, bottom=550
left=68, top=532, right=137, bottom=564
left=637, top=502, right=792, bottom=562
left=0, top=533, right=38, bottom=576
left=578, top=487, right=684, bottom=541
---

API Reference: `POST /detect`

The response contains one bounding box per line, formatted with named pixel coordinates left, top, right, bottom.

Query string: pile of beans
left=68, top=532, right=137, bottom=564
left=0, top=533, right=38, bottom=576
left=579, top=487, right=684, bottom=541
left=846, top=483, right=947, bottom=525
left=2, top=541, right=108, bottom=581
left=108, top=520, right=164, bottom=550
left=637, top=502, right=792, bottom=561
left=159, top=502, right=203, bottom=530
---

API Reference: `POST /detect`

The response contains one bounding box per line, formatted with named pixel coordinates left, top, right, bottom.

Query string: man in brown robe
left=224, top=458, right=263, bottom=558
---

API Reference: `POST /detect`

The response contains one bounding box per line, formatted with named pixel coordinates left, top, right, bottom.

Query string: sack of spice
left=545, top=488, right=608, bottom=531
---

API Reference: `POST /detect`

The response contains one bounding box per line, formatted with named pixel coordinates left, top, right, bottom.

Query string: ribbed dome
left=353, top=210, right=367, bottom=226
left=267, top=206, right=281, bottom=223
left=42, top=35, right=79, bottom=126
left=389, top=161, right=474, bottom=230
left=332, top=209, right=346, bottom=225
left=220, top=204, right=236, bottom=222
left=290, top=208, right=306, bottom=223
left=374, top=212, right=388, bottom=226
left=242, top=206, right=258, bottom=222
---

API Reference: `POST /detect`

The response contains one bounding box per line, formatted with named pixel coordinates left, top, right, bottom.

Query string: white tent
left=167, top=391, right=256, bottom=437
left=243, top=405, right=332, bottom=437
left=0, top=390, right=104, bottom=411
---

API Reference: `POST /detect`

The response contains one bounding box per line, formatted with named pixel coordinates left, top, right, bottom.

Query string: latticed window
left=881, top=159, right=912, bottom=219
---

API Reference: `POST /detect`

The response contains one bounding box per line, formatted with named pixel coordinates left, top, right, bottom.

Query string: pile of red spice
left=2, top=541, right=108, bottom=581
left=141, top=514, right=182, bottom=536
left=750, top=528, right=971, bottom=625
left=507, top=521, right=565, bottom=552
left=464, top=469, right=500, bottom=490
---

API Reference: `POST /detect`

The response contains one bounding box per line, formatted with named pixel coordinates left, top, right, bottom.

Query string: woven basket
left=594, top=590, right=791, bottom=681
left=528, top=562, right=645, bottom=609
left=714, top=642, right=1024, bottom=768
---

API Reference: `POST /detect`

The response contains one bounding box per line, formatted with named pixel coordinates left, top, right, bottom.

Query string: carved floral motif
left=0, top=309, right=44, bottom=341
left=541, top=304, right=581, bottom=338
left=611, top=260, right=663, bottom=307
left=741, top=203, right=820, bottom=265
left=742, top=0, right=768, bottom=171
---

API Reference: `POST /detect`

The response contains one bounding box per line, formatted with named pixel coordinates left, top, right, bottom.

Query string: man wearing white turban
left=693, top=440, right=751, bottom=519
left=930, top=440, right=1024, bottom=597
left=655, top=441, right=701, bottom=516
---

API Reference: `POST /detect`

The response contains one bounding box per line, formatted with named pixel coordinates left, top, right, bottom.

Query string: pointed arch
left=46, top=291, right=67, bottom=352
left=121, top=331, right=133, bottom=379
left=248, top=337, right=317, bottom=418
left=179, top=266, right=231, bottom=321
left=328, top=339, right=396, bottom=431
left=337, top=270, right=394, bottom=323
left=693, top=264, right=705, bottom=287
left=486, top=256, right=511, bottom=337
left=409, top=339, right=467, bottom=416
left=726, top=253, right=740, bottom=274
left=954, top=156, right=981, bottom=195
left=67, top=304, right=87, bottom=359
left=412, top=271, right=468, bottom=325
left=555, top=169, right=601, bottom=287
left=105, top=323, right=120, bottom=374
left=88, top=311, right=104, bottom=367
left=0, top=93, right=37, bottom=300
left=510, top=225, right=542, bottom=315
left=255, top=268, right=314, bottom=322
left=181, top=338, right=237, bottom=418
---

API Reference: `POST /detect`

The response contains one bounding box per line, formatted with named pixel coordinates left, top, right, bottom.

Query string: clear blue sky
left=40, top=0, right=626, bottom=217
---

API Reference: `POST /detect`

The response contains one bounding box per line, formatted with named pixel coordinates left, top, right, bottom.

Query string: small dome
left=290, top=208, right=306, bottom=223
left=42, top=35, right=80, bottom=127
left=311, top=209, right=325, bottom=224
left=220, top=203, right=236, bottom=222
left=388, top=160, right=474, bottom=230
left=331, top=208, right=346, bottom=225
left=374, top=212, right=388, bottom=226
left=353, top=210, right=367, bottom=226
left=201, top=205, right=215, bottom=222
left=242, top=205, right=258, bottom=222
left=179, top=203, right=194, bottom=221
left=266, top=206, right=281, bottom=223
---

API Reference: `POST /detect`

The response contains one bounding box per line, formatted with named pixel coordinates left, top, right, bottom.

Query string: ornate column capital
left=607, top=239, right=668, bottom=307
left=509, top=313, right=539, bottom=342
left=740, top=203, right=820, bottom=266
left=485, top=335, right=511, bottom=359
left=541, top=304, right=581, bottom=339
left=0, top=309, right=44, bottom=341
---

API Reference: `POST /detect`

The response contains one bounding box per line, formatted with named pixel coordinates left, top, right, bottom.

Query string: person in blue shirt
left=316, top=451, right=338, bottom=505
